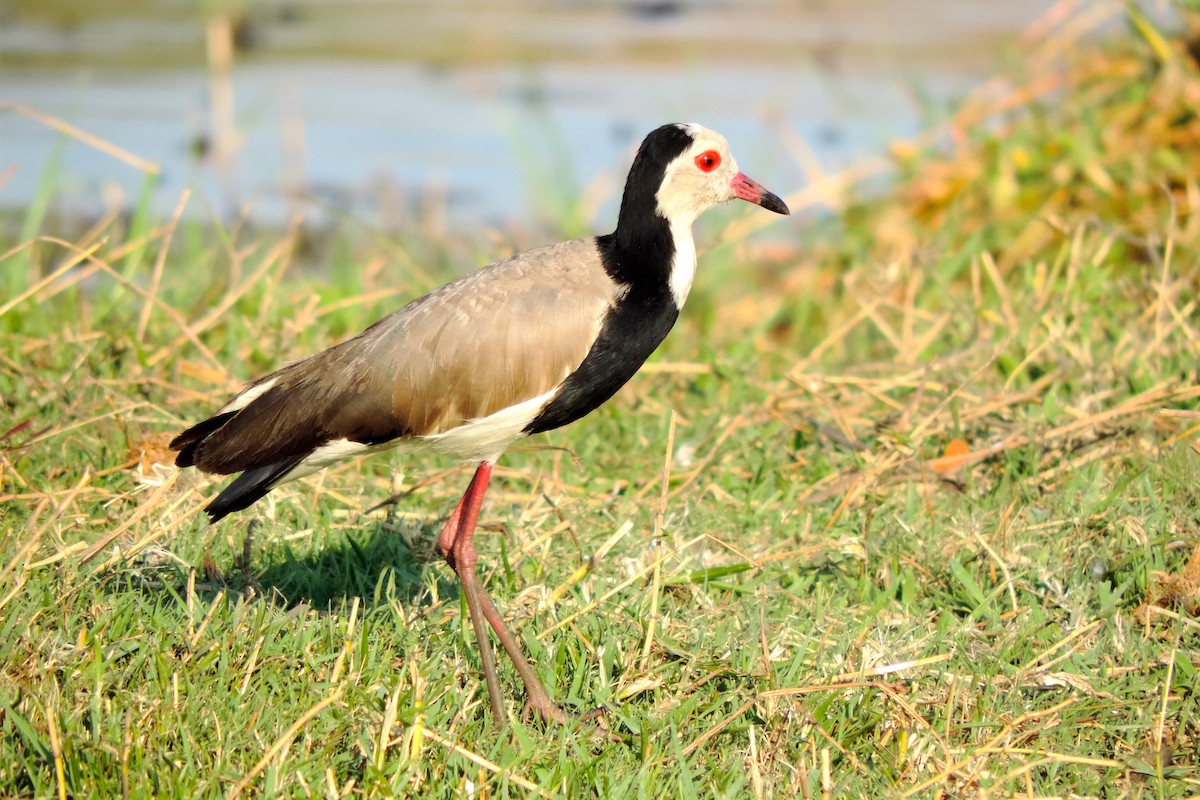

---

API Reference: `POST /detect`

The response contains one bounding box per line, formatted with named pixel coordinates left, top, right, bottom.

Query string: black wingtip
left=203, top=458, right=304, bottom=523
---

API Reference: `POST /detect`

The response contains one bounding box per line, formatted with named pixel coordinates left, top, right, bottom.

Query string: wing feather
left=175, top=238, right=620, bottom=475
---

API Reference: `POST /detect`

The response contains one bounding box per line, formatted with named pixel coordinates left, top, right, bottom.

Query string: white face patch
left=654, top=124, right=740, bottom=308
left=655, top=125, right=739, bottom=230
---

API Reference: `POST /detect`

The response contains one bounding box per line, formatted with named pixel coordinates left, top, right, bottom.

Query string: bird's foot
left=522, top=700, right=632, bottom=743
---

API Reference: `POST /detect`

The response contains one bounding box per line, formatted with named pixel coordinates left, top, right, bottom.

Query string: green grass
left=5, top=5, right=1200, bottom=797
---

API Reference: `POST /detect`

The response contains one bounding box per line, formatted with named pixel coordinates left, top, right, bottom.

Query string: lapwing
left=172, top=122, right=790, bottom=723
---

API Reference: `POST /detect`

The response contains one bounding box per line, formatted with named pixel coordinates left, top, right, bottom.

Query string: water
left=0, top=0, right=1052, bottom=234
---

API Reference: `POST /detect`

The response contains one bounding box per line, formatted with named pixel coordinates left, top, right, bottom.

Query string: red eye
left=695, top=150, right=721, bottom=172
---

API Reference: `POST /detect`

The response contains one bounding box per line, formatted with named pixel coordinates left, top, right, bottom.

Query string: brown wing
left=174, top=238, right=621, bottom=475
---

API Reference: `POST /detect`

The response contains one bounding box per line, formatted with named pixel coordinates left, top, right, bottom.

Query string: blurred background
left=2, top=0, right=1054, bottom=238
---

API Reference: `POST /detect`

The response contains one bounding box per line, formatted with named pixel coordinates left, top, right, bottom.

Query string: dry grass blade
left=639, top=411, right=676, bottom=670
left=5, top=3, right=1200, bottom=795
left=44, top=691, right=67, bottom=800
left=899, top=698, right=1082, bottom=797
left=0, top=101, right=161, bottom=174
left=682, top=698, right=756, bottom=757
left=226, top=686, right=344, bottom=800
left=145, top=222, right=300, bottom=369
left=420, top=729, right=552, bottom=798
left=0, top=469, right=93, bottom=606
left=0, top=239, right=106, bottom=319
left=136, top=190, right=192, bottom=342
left=535, top=534, right=705, bottom=640
left=78, top=471, right=195, bottom=565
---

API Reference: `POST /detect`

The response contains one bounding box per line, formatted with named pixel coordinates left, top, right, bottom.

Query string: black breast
left=523, top=232, right=680, bottom=435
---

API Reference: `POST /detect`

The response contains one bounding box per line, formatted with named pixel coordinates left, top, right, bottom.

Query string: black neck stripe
left=523, top=124, right=697, bottom=435
left=606, top=123, right=695, bottom=286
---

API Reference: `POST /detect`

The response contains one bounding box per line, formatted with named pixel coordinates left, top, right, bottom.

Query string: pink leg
left=437, top=461, right=565, bottom=724
left=475, top=589, right=565, bottom=723
left=436, top=465, right=481, bottom=569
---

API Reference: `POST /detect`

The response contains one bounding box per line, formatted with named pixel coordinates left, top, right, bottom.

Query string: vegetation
left=3, top=4, right=1200, bottom=797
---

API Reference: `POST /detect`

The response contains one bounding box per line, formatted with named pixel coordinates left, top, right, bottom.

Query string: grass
left=4, top=3, right=1200, bottom=797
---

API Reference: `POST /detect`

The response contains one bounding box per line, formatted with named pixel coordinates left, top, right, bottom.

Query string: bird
left=171, top=122, right=790, bottom=723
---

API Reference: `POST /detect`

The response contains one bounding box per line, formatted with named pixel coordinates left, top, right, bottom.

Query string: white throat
left=667, top=221, right=697, bottom=309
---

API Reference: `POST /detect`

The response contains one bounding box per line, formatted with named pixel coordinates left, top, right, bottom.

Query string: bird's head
left=644, top=122, right=790, bottom=229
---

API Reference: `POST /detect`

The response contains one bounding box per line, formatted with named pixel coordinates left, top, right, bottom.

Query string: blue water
left=0, top=1, right=1051, bottom=234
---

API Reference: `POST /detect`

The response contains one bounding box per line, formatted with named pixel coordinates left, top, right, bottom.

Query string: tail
left=171, top=409, right=305, bottom=523
left=171, top=411, right=236, bottom=469
left=170, top=346, right=396, bottom=522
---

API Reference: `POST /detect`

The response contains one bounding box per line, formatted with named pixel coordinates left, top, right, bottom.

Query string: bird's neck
left=606, top=207, right=695, bottom=309
left=666, top=221, right=697, bottom=309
